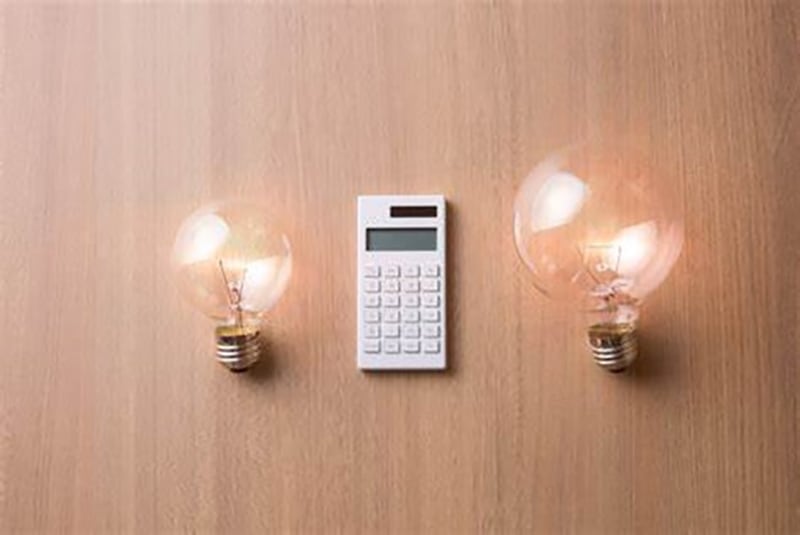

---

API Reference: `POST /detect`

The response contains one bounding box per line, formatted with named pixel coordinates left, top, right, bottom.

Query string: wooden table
left=1, top=2, right=798, bottom=533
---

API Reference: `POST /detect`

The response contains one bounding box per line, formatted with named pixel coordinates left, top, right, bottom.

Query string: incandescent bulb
left=513, top=144, right=683, bottom=372
left=171, top=201, right=292, bottom=372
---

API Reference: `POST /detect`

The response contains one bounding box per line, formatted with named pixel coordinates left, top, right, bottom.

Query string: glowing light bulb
left=513, top=144, right=683, bottom=372
left=171, top=201, right=292, bottom=372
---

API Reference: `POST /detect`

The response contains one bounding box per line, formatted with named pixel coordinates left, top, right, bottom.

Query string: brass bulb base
left=215, top=325, right=262, bottom=372
left=587, top=322, right=638, bottom=373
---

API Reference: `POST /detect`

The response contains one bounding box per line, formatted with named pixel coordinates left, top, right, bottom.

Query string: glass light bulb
left=171, top=201, right=292, bottom=371
left=513, top=144, right=683, bottom=371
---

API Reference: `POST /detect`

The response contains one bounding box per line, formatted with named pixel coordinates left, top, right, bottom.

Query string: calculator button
left=422, top=309, right=440, bottom=322
left=365, top=295, right=380, bottom=308
left=423, top=341, right=440, bottom=353
left=384, top=324, right=400, bottom=338
left=364, top=310, right=380, bottom=323
left=384, top=279, right=400, bottom=293
left=384, top=340, right=400, bottom=354
left=402, top=309, right=420, bottom=323
left=403, top=325, right=420, bottom=338
left=383, top=294, right=400, bottom=307
left=365, top=325, right=381, bottom=339
left=384, top=309, right=400, bottom=323
left=402, top=295, right=420, bottom=308
left=422, top=325, right=440, bottom=338
left=384, top=265, right=400, bottom=278
left=364, top=264, right=380, bottom=278
left=402, top=341, right=420, bottom=353
left=422, top=294, right=440, bottom=307
left=364, top=340, right=380, bottom=353
left=402, top=280, right=420, bottom=293
left=423, top=264, right=439, bottom=277
left=402, top=265, right=420, bottom=277
left=364, top=279, right=381, bottom=293
left=421, top=279, right=439, bottom=292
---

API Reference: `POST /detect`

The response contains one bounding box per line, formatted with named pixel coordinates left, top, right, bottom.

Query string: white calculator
left=357, top=195, right=446, bottom=370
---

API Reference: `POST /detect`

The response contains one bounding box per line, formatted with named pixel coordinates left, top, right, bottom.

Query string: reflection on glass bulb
left=176, top=213, right=230, bottom=265
left=171, top=201, right=292, bottom=372
left=514, top=144, right=683, bottom=372
left=608, top=221, right=658, bottom=277
left=530, top=171, right=588, bottom=232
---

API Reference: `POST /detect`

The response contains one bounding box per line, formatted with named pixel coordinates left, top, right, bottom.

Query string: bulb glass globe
left=171, top=201, right=292, bottom=371
left=513, top=144, right=683, bottom=371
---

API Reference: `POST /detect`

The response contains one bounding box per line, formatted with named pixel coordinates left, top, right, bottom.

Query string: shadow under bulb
left=171, top=201, right=292, bottom=372
left=513, top=144, right=684, bottom=372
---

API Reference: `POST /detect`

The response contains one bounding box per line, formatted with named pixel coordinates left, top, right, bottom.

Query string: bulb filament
left=218, top=260, right=247, bottom=328
left=577, top=244, right=636, bottom=313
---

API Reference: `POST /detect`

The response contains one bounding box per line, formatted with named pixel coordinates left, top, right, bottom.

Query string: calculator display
left=366, top=228, right=437, bottom=251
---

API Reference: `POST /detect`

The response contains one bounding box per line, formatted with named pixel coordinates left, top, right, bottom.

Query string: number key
left=422, top=324, right=440, bottom=338
left=384, top=279, right=400, bottom=293
left=423, top=263, right=439, bottom=277
left=384, top=324, right=400, bottom=338
left=423, top=340, right=440, bottom=353
left=403, top=325, right=420, bottom=338
left=421, top=279, right=439, bottom=292
left=402, top=340, right=421, bottom=353
left=402, top=309, right=420, bottom=323
left=365, top=325, right=381, bottom=339
left=402, top=265, right=420, bottom=277
left=383, top=294, right=400, bottom=308
left=402, top=295, right=420, bottom=308
left=422, top=294, right=440, bottom=308
left=422, top=309, right=440, bottom=322
left=403, top=280, right=420, bottom=293
left=384, top=340, right=400, bottom=354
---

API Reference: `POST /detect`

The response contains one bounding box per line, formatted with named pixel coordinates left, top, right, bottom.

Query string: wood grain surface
left=1, top=2, right=798, bottom=533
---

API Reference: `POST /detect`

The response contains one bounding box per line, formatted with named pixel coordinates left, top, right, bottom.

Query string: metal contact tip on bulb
left=215, top=325, right=262, bottom=372
left=587, top=322, right=638, bottom=373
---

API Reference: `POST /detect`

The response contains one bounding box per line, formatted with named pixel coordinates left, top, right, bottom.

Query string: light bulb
left=171, top=201, right=292, bottom=372
left=513, top=144, right=683, bottom=372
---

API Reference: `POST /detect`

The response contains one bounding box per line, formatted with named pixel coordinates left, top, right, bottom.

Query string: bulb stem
left=215, top=325, right=262, bottom=372
left=586, top=322, right=638, bottom=372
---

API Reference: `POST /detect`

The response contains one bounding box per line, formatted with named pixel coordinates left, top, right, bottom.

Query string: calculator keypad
left=362, top=262, right=444, bottom=360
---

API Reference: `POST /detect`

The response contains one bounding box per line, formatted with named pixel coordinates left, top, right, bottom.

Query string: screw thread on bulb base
left=215, top=325, right=262, bottom=372
left=587, top=322, right=638, bottom=373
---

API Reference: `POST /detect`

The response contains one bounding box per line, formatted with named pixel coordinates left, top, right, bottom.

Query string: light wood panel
left=1, top=2, right=798, bottom=533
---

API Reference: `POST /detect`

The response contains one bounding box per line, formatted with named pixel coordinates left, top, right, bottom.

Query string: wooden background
left=1, top=1, right=798, bottom=533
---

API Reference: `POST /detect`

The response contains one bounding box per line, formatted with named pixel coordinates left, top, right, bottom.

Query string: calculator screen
left=366, top=228, right=437, bottom=251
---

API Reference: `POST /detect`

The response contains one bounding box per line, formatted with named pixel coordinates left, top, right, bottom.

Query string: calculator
left=357, top=195, right=446, bottom=370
